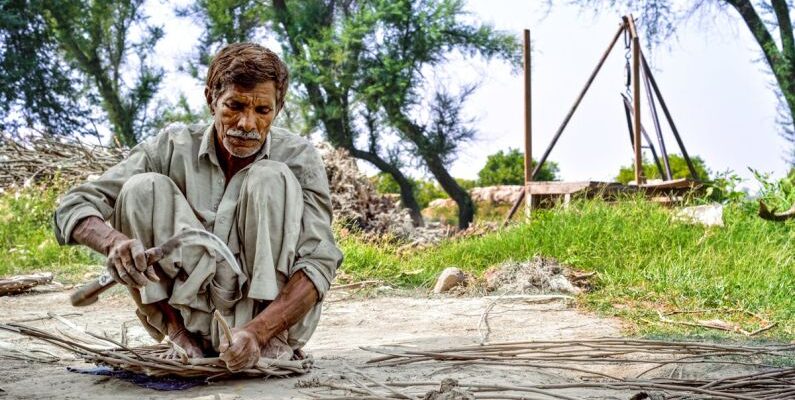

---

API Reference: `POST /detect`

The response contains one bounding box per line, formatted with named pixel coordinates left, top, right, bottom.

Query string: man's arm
left=219, top=139, right=342, bottom=370
left=219, top=269, right=317, bottom=370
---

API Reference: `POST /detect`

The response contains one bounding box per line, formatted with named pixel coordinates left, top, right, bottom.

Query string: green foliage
left=1, top=0, right=164, bottom=146
left=0, top=0, right=95, bottom=138
left=753, top=169, right=795, bottom=212
left=341, top=197, right=795, bottom=338
left=616, top=154, right=709, bottom=184
left=477, top=148, right=559, bottom=186
left=0, top=181, right=99, bottom=280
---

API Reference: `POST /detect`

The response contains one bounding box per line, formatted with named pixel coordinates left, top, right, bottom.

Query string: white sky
left=149, top=1, right=791, bottom=188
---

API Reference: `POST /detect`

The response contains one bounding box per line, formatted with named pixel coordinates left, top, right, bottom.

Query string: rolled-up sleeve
left=54, top=142, right=156, bottom=245
left=288, top=145, right=343, bottom=300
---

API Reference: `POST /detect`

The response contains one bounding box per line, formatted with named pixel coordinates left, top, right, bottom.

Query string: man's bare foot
left=162, top=328, right=204, bottom=361
left=260, top=330, right=292, bottom=360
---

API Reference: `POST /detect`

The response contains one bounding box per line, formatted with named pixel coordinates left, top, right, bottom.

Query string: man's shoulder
left=269, top=126, right=317, bottom=158
left=149, top=123, right=206, bottom=144
left=138, top=123, right=206, bottom=154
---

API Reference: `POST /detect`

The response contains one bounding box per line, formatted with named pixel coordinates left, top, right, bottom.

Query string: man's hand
left=106, top=238, right=159, bottom=288
left=219, top=327, right=261, bottom=371
left=72, top=216, right=159, bottom=289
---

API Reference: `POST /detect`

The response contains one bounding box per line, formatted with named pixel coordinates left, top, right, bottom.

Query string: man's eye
left=256, top=107, right=271, bottom=114
left=225, top=102, right=243, bottom=110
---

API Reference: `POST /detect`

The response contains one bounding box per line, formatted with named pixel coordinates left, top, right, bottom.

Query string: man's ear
left=204, top=87, right=215, bottom=113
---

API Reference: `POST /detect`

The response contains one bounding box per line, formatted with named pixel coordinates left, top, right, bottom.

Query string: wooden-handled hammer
left=70, top=228, right=242, bottom=307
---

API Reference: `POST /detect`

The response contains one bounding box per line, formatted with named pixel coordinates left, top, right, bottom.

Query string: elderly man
left=54, top=43, right=343, bottom=371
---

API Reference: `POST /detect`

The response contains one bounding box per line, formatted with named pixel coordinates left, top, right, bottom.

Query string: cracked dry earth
left=0, top=287, right=720, bottom=400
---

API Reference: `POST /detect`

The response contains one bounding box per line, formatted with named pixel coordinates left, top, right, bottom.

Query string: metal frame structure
left=505, top=15, right=700, bottom=224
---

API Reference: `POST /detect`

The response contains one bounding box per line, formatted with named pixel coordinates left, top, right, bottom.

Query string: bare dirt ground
left=0, top=288, right=755, bottom=399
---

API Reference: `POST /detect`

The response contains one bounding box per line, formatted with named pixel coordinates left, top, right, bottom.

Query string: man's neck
left=215, top=134, right=258, bottom=184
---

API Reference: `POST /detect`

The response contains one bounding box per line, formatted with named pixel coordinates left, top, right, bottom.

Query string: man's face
left=210, top=81, right=278, bottom=159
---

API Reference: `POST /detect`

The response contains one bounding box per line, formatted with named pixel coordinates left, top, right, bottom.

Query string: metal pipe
left=640, top=51, right=700, bottom=181
left=622, top=94, right=665, bottom=179
left=523, top=29, right=534, bottom=218
left=642, top=57, right=672, bottom=180
left=632, top=29, right=643, bottom=184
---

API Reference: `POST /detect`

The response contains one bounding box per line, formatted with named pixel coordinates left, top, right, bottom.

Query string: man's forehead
left=223, top=82, right=276, bottom=103
left=227, top=92, right=274, bottom=104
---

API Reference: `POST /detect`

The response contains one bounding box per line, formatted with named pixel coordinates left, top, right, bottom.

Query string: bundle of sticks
left=0, top=134, right=127, bottom=188
left=0, top=314, right=312, bottom=380
left=302, top=338, right=795, bottom=399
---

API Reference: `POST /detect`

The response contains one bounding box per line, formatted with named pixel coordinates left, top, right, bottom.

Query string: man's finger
left=113, top=257, right=135, bottom=287
left=127, top=265, right=148, bottom=288
left=131, top=241, right=147, bottom=272
left=145, top=265, right=160, bottom=282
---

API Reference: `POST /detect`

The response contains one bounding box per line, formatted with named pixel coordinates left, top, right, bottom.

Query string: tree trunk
left=388, top=108, right=475, bottom=229
left=350, top=149, right=424, bottom=226
left=425, top=155, right=474, bottom=229
left=727, top=0, right=795, bottom=136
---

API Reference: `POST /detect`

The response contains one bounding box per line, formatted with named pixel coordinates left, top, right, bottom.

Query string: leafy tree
left=566, top=1, right=795, bottom=163
left=1, top=0, right=164, bottom=146
left=0, top=0, right=95, bottom=138
left=354, top=0, right=519, bottom=229
left=615, top=154, right=710, bottom=184
left=190, top=0, right=518, bottom=229
left=477, top=148, right=559, bottom=186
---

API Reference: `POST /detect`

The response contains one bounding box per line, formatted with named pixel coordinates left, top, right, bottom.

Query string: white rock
left=433, top=267, right=467, bottom=293
left=675, top=203, right=724, bottom=227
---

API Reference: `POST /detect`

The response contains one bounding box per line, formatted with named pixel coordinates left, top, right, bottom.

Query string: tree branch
left=770, top=0, right=795, bottom=74
left=726, top=0, right=793, bottom=102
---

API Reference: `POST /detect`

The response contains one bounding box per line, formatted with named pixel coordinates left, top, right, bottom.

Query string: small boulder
left=433, top=267, right=467, bottom=293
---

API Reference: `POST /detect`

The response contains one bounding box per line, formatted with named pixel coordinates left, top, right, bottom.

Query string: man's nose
left=237, top=110, right=257, bottom=132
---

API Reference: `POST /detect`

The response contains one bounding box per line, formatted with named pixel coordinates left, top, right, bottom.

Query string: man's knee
left=118, top=173, right=177, bottom=205
left=244, top=160, right=299, bottom=195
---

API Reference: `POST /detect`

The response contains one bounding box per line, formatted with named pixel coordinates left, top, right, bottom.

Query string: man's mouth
left=226, top=129, right=260, bottom=140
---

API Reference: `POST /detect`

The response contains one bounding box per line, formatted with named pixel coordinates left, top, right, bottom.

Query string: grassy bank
left=1, top=184, right=792, bottom=339
left=0, top=182, right=100, bottom=281
left=342, top=199, right=794, bottom=339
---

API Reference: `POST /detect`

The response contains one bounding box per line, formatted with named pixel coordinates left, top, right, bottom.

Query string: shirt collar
left=198, top=124, right=271, bottom=165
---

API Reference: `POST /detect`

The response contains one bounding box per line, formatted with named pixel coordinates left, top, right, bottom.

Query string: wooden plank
left=527, top=181, right=621, bottom=195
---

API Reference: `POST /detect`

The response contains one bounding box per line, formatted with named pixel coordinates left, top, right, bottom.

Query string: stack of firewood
left=316, top=143, right=414, bottom=238
left=0, top=133, right=416, bottom=237
left=0, top=134, right=127, bottom=188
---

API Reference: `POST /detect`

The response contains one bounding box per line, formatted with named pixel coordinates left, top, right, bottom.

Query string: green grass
left=341, top=198, right=795, bottom=339
left=0, top=182, right=101, bottom=282
left=2, top=182, right=792, bottom=339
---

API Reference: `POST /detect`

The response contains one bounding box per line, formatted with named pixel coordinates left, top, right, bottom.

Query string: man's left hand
left=219, top=327, right=260, bottom=371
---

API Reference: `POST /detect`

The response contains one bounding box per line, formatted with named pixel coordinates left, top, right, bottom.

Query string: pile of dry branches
left=0, top=134, right=127, bottom=188
left=0, top=318, right=312, bottom=380
left=0, top=134, right=420, bottom=237
left=301, top=338, right=795, bottom=399
left=317, top=143, right=414, bottom=238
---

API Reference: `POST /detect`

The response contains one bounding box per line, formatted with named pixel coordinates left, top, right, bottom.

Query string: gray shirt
left=54, top=123, right=343, bottom=298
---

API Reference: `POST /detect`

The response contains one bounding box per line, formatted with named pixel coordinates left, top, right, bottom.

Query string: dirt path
left=0, top=288, right=657, bottom=399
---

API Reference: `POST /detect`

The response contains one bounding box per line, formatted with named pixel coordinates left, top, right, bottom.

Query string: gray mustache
left=226, top=129, right=260, bottom=140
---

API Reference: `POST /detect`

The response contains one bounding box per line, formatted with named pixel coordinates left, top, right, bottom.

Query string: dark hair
left=205, top=43, right=289, bottom=111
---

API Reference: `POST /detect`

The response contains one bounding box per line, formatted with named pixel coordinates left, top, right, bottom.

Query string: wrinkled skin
left=205, top=81, right=278, bottom=181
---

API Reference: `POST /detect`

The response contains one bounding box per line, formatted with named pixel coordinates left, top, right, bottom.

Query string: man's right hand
left=72, top=216, right=159, bottom=288
left=106, top=237, right=160, bottom=288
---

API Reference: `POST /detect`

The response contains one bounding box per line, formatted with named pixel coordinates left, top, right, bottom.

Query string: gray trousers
left=110, top=160, right=322, bottom=351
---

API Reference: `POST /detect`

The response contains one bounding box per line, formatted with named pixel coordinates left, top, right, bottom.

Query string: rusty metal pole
left=628, top=15, right=644, bottom=185
left=523, top=29, right=533, bottom=219
left=504, top=22, right=626, bottom=225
